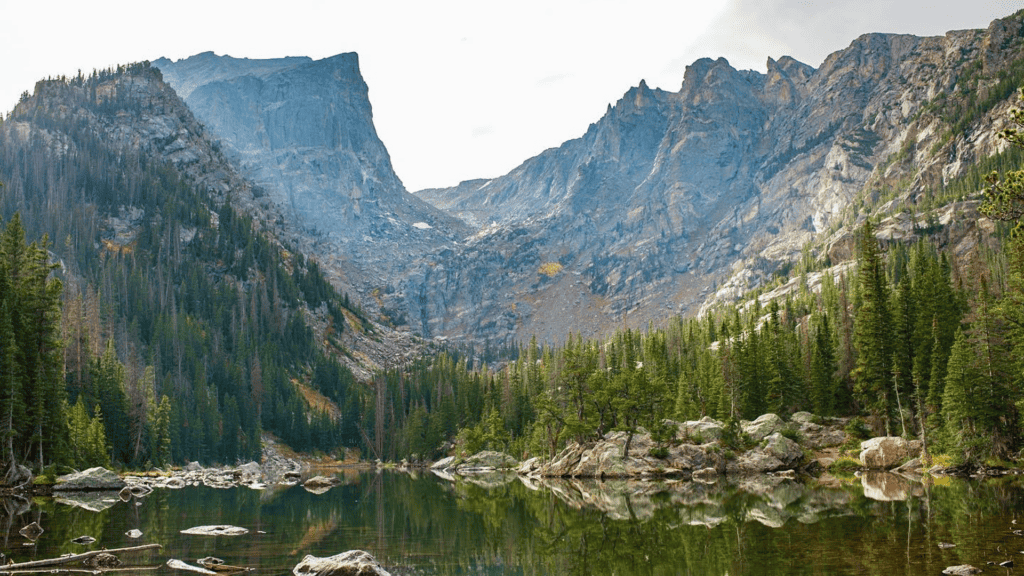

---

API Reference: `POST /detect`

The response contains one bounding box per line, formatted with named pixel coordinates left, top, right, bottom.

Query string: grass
left=828, top=456, right=862, bottom=475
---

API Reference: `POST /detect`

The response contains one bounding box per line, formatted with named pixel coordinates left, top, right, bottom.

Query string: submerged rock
left=942, top=566, right=981, bottom=575
left=18, top=521, right=43, bottom=540
left=83, top=552, right=121, bottom=568
left=293, top=550, right=392, bottom=576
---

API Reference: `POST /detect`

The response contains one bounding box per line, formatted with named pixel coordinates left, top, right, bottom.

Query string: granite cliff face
left=411, top=13, right=1024, bottom=343
left=153, top=53, right=470, bottom=291
left=144, top=13, right=1024, bottom=346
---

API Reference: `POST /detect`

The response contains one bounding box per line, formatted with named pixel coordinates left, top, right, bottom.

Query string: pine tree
left=853, top=221, right=895, bottom=434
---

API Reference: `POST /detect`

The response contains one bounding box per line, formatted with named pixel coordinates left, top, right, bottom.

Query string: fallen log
left=0, top=543, right=162, bottom=572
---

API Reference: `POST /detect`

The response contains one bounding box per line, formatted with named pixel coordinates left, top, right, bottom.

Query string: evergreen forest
left=1, top=64, right=1024, bottom=480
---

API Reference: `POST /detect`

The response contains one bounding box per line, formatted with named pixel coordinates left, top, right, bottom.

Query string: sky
left=2, top=0, right=1022, bottom=192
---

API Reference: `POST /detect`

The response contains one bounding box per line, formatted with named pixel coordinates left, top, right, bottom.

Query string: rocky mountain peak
left=155, top=52, right=471, bottom=295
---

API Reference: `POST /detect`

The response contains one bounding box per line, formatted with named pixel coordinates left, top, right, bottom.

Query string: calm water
left=2, top=470, right=1024, bottom=575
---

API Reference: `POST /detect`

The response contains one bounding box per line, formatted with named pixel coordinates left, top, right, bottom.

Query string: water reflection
left=0, top=471, right=1022, bottom=575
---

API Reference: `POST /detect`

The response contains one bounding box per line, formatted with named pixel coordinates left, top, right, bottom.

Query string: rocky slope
left=153, top=52, right=471, bottom=296
left=412, top=11, right=1024, bottom=343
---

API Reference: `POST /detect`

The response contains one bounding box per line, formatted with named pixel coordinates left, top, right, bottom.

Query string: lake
left=2, top=470, right=1023, bottom=575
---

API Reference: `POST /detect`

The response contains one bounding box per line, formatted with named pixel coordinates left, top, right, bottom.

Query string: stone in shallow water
left=942, top=565, right=981, bottom=575
left=180, top=525, right=249, bottom=536
left=293, top=550, right=391, bottom=576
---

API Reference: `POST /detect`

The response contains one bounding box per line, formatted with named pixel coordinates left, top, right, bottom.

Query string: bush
left=649, top=446, right=669, bottom=459
left=844, top=417, right=871, bottom=440
left=780, top=427, right=803, bottom=443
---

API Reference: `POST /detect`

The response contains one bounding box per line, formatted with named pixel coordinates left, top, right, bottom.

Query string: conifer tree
left=853, top=221, right=895, bottom=434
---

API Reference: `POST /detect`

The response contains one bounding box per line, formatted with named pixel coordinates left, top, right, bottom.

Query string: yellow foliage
left=538, top=262, right=563, bottom=277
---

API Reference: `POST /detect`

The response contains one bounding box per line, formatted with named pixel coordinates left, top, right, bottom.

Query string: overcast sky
left=2, top=1, right=1021, bottom=191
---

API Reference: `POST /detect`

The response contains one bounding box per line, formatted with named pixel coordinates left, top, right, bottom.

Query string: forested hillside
left=0, top=64, right=365, bottom=475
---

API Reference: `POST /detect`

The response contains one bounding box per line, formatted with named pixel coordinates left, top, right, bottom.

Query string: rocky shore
left=430, top=412, right=1021, bottom=483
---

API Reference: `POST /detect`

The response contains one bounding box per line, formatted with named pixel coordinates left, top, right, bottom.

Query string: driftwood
left=0, top=543, right=162, bottom=572
left=0, top=567, right=160, bottom=575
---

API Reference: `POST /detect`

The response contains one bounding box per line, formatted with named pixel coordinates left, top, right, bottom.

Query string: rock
left=454, top=451, right=519, bottom=472
left=942, top=565, right=981, bottom=575
left=727, top=450, right=785, bottom=475
left=692, top=467, right=718, bottom=484
left=180, top=525, right=249, bottom=536
left=894, top=457, right=923, bottom=474
left=293, top=550, right=392, bottom=576
left=18, top=521, right=43, bottom=540
left=83, top=552, right=121, bottom=568
left=543, top=443, right=588, bottom=477
left=54, top=467, right=126, bottom=491
left=678, top=417, right=725, bottom=443
left=516, top=457, right=543, bottom=476
left=761, top=433, right=804, bottom=468
left=859, top=437, right=910, bottom=469
left=743, top=414, right=785, bottom=442
left=790, top=412, right=816, bottom=424
left=303, top=475, right=339, bottom=494
left=431, top=456, right=456, bottom=470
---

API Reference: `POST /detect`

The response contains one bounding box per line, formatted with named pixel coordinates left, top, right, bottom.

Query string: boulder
left=454, top=451, right=519, bottom=473
left=726, top=450, right=785, bottom=475
left=293, top=550, right=392, bottom=576
left=678, top=417, right=724, bottom=443
left=431, top=456, right=456, bottom=470
left=860, top=437, right=911, bottom=469
left=762, top=433, right=804, bottom=468
left=54, top=467, right=126, bottom=491
left=743, top=414, right=785, bottom=442
left=541, top=443, right=588, bottom=477
left=790, top=412, right=816, bottom=424
left=666, top=443, right=722, bottom=473
left=303, top=475, right=339, bottom=494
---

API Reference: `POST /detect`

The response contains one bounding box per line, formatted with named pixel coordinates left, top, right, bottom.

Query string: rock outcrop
left=54, top=467, right=126, bottom=491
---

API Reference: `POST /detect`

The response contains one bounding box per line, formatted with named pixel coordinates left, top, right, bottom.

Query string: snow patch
left=412, top=222, right=432, bottom=230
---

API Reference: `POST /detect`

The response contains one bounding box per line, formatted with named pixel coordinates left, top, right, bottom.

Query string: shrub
left=844, top=417, right=871, bottom=440
left=538, top=262, right=563, bottom=277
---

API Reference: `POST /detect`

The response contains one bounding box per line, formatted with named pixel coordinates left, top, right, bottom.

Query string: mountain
left=410, top=12, right=1024, bottom=343
left=152, top=52, right=471, bottom=294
